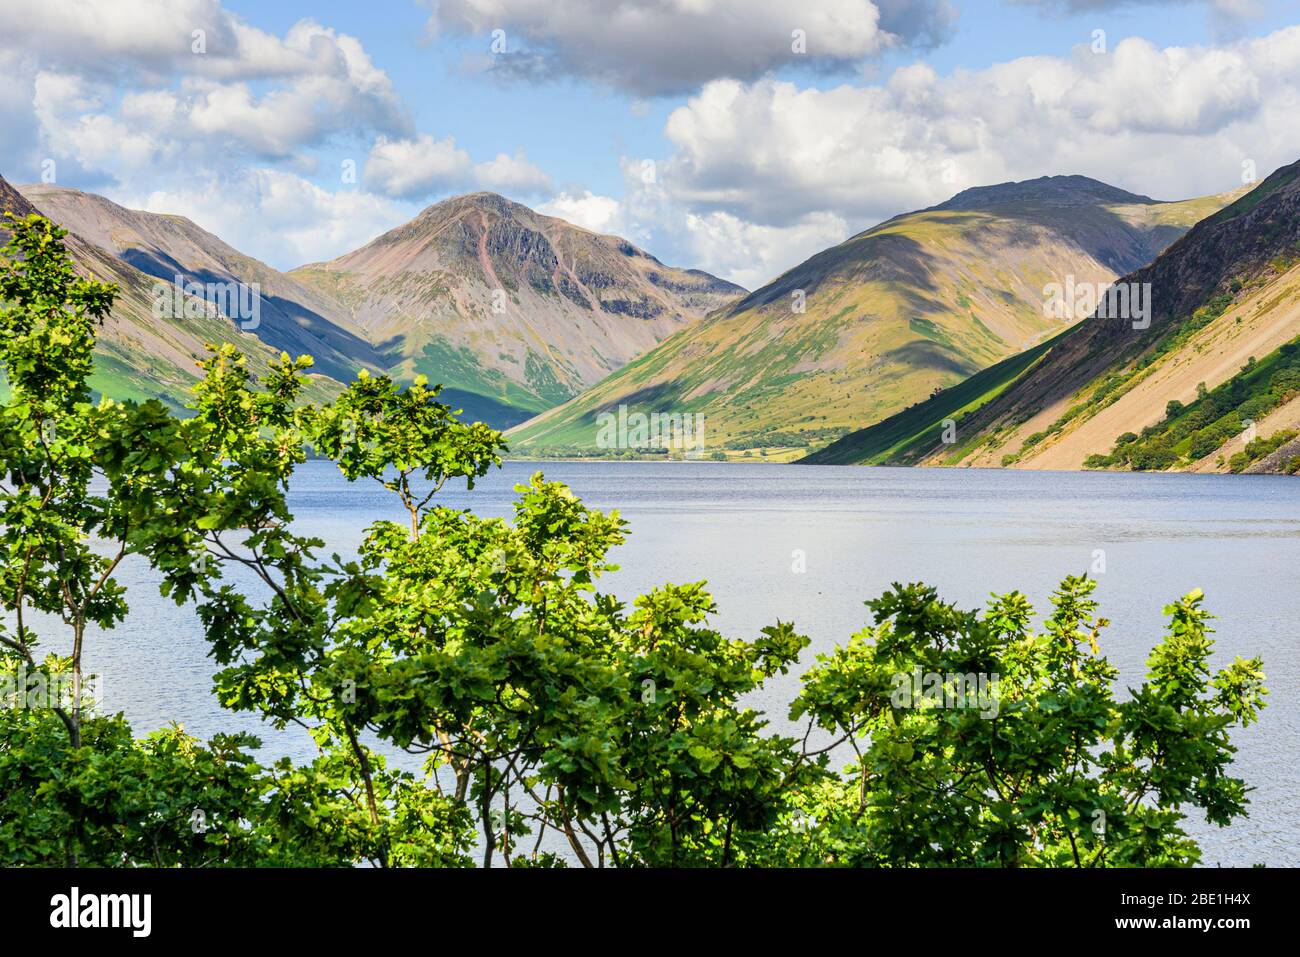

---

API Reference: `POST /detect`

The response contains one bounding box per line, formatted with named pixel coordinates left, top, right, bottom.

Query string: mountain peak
left=356, top=191, right=547, bottom=253
left=934, top=175, right=1158, bottom=211
left=416, top=190, right=530, bottom=222
left=287, top=187, right=745, bottom=425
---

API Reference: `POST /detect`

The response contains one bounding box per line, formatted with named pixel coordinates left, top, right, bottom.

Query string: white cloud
left=182, top=73, right=404, bottom=159
left=364, top=134, right=474, bottom=199
left=1, top=1, right=568, bottom=277
left=33, top=72, right=163, bottom=174
left=658, top=27, right=1300, bottom=228
left=538, top=190, right=623, bottom=234
left=531, top=164, right=849, bottom=288
left=473, top=149, right=554, bottom=195
left=9, top=0, right=1300, bottom=300
left=681, top=210, right=850, bottom=290
left=661, top=74, right=951, bottom=225
left=0, top=0, right=397, bottom=84
left=2, top=1, right=409, bottom=171
left=124, top=168, right=414, bottom=270
left=561, top=23, right=1300, bottom=287
left=621, top=160, right=850, bottom=287
left=0, top=0, right=254, bottom=76
left=424, top=0, right=955, bottom=96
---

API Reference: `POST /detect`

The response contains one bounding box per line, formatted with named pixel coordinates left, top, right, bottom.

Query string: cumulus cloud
left=538, top=190, right=624, bottom=234
left=425, top=0, right=956, bottom=96
left=0, top=0, right=261, bottom=77
left=364, top=137, right=556, bottom=202
left=9, top=0, right=1298, bottom=299
left=620, top=160, right=851, bottom=287
left=0, top=0, right=570, bottom=278
left=1, top=1, right=409, bottom=171
left=0, top=0, right=397, bottom=84
left=680, top=210, right=850, bottom=290
left=561, top=23, right=1299, bottom=286
left=657, top=27, right=1300, bottom=228
left=473, top=149, right=554, bottom=195
left=33, top=72, right=164, bottom=175
left=363, top=134, right=473, bottom=199
left=123, top=167, right=414, bottom=270
left=531, top=165, right=850, bottom=288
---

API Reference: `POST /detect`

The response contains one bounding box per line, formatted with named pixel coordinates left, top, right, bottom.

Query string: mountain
left=18, top=184, right=382, bottom=385
left=507, top=175, right=1242, bottom=456
left=5, top=182, right=740, bottom=428
left=806, top=160, right=1300, bottom=475
left=1, top=175, right=331, bottom=406
left=288, top=192, right=745, bottom=427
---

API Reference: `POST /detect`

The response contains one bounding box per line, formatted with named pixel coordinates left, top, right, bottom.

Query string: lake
left=79, top=461, right=1300, bottom=866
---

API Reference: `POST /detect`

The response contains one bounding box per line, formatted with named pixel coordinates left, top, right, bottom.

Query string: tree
left=0, top=211, right=119, bottom=757
left=0, top=215, right=1272, bottom=868
left=0, top=215, right=468, bottom=867
left=0, top=213, right=294, bottom=865
left=790, top=577, right=1266, bottom=866
left=160, top=362, right=816, bottom=866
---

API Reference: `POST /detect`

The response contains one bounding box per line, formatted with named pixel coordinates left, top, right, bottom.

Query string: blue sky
left=215, top=0, right=1300, bottom=200
left=2, top=0, right=1299, bottom=287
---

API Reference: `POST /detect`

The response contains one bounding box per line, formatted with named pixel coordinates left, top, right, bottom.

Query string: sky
left=2, top=0, right=1299, bottom=289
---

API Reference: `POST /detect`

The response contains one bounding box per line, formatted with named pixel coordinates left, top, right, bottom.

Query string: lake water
left=78, top=461, right=1300, bottom=866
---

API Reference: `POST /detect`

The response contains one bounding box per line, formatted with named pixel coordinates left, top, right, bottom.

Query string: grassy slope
left=841, top=162, right=1300, bottom=473
left=983, top=262, right=1300, bottom=473
left=946, top=166, right=1300, bottom=474
left=801, top=330, right=1067, bottom=465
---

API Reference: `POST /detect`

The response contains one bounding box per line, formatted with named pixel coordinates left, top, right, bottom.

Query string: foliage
left=0, top=214, right=286, bottom=865
left=1228, top=429, right=1298, bottom=473
left=789, top=578, right=1265, bottom=866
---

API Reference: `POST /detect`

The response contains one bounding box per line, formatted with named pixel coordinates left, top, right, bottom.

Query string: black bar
left=3, top=866, right=1291, bottom=943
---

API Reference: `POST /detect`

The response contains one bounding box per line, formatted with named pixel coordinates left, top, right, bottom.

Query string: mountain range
left=806, top=160, right=1300, bottom=475
left=9, top=164, right=1294, bottom=476
left=506, top=176, right=1242, bottom=456
left=19, top=182, right=383, bottom=386
left=1, top=179, right=742, bottom=427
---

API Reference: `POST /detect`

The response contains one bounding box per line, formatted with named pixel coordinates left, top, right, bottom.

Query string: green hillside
left=801, top=330, right=1067, bottom=465
left=509, top=178, right=1242, bottom=457
left=826, top=159, right=1300, bottom=475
